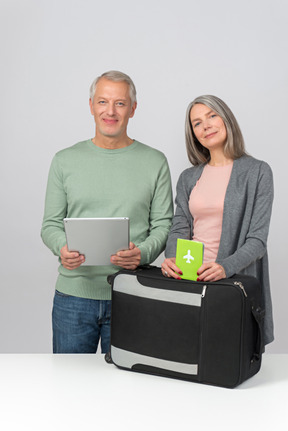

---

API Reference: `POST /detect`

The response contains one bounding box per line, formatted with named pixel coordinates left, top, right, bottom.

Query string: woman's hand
left=197, top=262, right=226, bottom=282
left=161, top=258, right=183, bottom=279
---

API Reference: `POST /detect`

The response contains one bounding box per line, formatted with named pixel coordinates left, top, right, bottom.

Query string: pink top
left=189, top=163, right=233, bottom=262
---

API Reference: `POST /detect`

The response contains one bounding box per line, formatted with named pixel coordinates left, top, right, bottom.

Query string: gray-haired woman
left=162, top=95, right=274, bottom=345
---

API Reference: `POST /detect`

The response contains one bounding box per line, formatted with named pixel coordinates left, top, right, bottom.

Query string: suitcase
left=108, top=266, right=264, bottom=388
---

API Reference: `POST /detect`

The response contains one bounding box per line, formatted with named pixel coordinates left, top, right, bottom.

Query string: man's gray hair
left=185, top=95, right=247, bottom=165
left=89, top=70, right=137, bottom=105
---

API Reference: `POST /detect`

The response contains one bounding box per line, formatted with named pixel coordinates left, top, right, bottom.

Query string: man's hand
left=196, top=262, right=226, bottom=282
left=60, top=244, right=85, bottom=270
left=110, top=242, right=141, bottom=270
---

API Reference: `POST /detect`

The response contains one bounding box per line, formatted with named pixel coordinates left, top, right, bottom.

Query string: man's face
left=89, top=78, right=137, bottom=139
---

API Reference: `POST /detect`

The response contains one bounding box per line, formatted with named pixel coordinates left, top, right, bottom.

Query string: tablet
left=63, top=217, right=130, bottom=266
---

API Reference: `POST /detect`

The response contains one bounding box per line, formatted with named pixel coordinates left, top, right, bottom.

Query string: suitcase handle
left=107, top=265, right=156, bottom=285
left=251, top=305, right=265, bottom=362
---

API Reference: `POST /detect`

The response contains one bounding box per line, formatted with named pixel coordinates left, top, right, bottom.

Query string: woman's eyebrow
left=191, top=110, right=214, bottom=123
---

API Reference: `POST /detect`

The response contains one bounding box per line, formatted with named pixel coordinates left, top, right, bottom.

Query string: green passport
left=175, top=239, right=204, bottom=281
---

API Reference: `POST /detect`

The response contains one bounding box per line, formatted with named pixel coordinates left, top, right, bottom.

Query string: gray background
left=0, top=0, right=287, bottom=353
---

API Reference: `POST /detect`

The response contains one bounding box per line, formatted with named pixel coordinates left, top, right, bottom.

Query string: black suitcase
left=108, top=266, right=264, bottom=388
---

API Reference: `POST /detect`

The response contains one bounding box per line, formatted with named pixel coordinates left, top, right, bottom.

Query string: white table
left=0, top=354, right=287, bottom=430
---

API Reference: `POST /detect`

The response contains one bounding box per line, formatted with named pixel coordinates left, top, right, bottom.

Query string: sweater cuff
left=216, top=258, right=235, bottom=279
left=55, top=238, right=67, bottom=257
left=138, top=245, right=149, bottom=266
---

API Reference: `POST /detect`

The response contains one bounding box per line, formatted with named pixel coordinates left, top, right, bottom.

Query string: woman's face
left=190, top=103, right=227, bottom=152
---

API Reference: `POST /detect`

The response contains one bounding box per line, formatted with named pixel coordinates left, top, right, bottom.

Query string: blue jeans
left=52, top=290, right=111, bottom=354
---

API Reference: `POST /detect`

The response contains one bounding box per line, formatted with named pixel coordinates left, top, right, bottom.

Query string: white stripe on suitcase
left=113, top=274, right=202, bottom=307
left=111, top=346, right=198, bottom=375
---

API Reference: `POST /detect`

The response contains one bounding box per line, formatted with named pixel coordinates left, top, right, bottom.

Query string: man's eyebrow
left=96, top=96, right=128, bottom=101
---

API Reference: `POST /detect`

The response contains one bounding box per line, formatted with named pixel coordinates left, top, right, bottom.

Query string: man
left=41, top=71, right=173, bottom=355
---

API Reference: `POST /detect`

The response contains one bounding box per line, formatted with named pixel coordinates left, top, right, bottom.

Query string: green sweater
left=41, top=139, right=173, bottom=300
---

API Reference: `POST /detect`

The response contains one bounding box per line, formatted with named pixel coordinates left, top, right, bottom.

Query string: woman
left=162, top=95, right=274, bottom=345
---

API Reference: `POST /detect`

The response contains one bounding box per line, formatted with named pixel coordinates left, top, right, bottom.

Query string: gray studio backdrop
left=0, top=0, right=287, bottom=353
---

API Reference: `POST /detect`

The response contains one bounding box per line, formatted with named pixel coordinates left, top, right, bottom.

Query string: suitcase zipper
left=201, top=285, right=207, bottom=298
left=200, top=282, right=247, bottom=298
left=233, top=281, right=247, bottom=297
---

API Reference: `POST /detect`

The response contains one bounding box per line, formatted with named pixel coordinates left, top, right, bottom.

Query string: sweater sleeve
left=41, top=155, right=67, bottom=256
left=165, top=170, right=194, bottom=258
left=216, top=161, right=274, bottom=277
left=137, top=158, right=174, bottom=265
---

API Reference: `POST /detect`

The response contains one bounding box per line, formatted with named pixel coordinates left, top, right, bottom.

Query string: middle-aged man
left=41, top=70, right=173, bottom=355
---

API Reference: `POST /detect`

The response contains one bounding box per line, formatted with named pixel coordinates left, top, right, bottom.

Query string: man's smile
left=102, top=118, right=118, bottom=124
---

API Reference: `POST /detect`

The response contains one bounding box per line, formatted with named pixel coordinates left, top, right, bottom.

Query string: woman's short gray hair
left=185, top=95, right=247, bottom=165
left=89, top=70, right=137, bottom=105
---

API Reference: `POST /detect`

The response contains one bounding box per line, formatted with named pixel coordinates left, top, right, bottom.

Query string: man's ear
left=129, top=101, right=137, bottom=118
left=89, top=98, right=94, bottom=115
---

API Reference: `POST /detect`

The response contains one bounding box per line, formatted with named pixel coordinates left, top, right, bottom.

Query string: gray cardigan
left=165, top=155, right=274, bottom=345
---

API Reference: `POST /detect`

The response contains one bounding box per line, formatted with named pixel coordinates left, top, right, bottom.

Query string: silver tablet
left=63, top=217, right=130, bottom=266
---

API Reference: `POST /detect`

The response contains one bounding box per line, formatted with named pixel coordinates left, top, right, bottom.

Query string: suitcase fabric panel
left=111, top=274, right=204, bottom=371
left=111, top=346, right=198, bottom=376
left=135, top=271, right=204, bottom=295
left=200, top=284, right=244, bottom=387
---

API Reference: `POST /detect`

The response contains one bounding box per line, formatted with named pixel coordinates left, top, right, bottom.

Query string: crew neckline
left=87, top=139, right=139, bottom=154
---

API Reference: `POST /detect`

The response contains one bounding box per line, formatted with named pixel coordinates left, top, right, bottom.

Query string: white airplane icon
left=183, top=249, right=194, bottom=264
